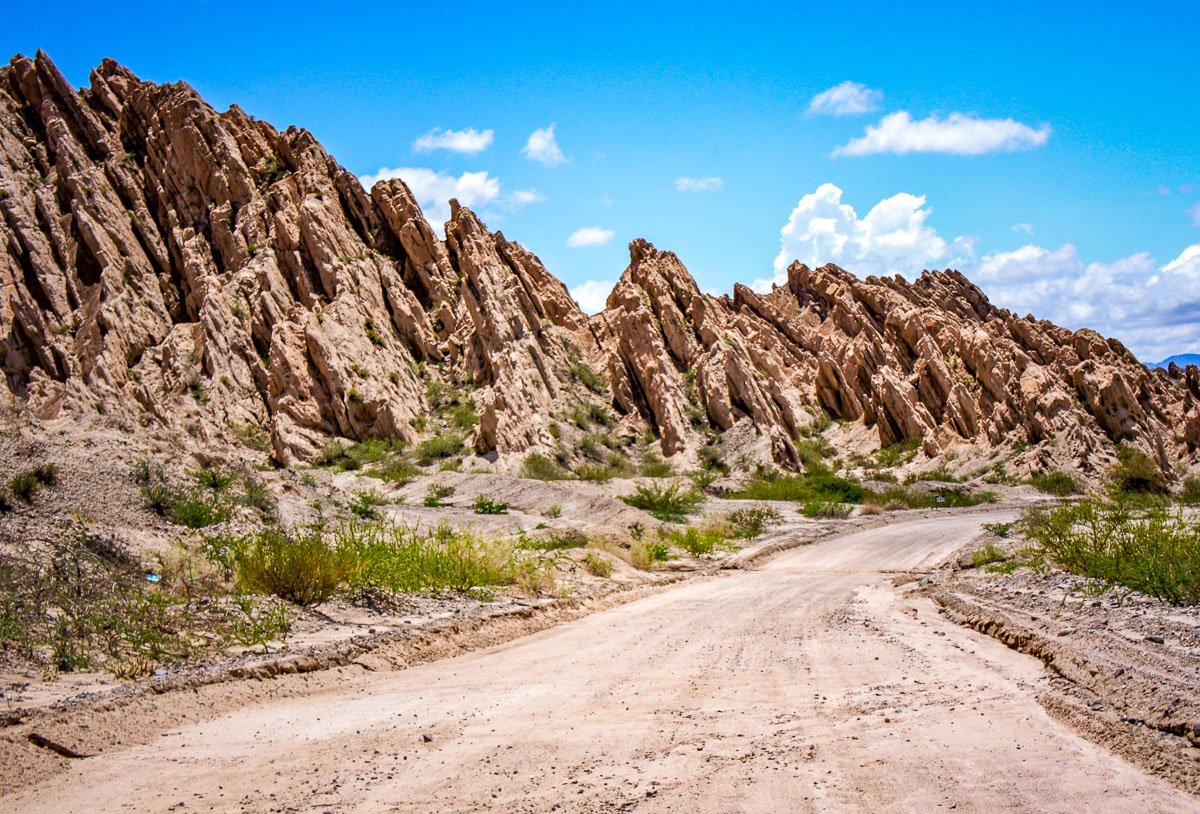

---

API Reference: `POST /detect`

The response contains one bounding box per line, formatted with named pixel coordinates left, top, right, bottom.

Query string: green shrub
left=372, top=459, right=420, bottom=485
left=729, top=472, right=867, bottom=504
left=583, top=552, right=613, bottom=577
left=630, top=541, right=670, bottom=570
left=544, top=503, right=563, bottom=518
left=659, top=525, right=733, bottom=557
left=521, top=453, right=567, bottom=481
left=1109, top=445, right=1165, bottom=496
left=1020, top=497, right=1200, bottom=603
left=569, top=361, right=605, bottom=394
left=874, top=437, right=921, bottom=467
left=725, top=504, right=783, bottom=538
left=447, top=403, right=479, bottom=431
left=32, top=463, right=58, bottom=486
left=908, top=465, right=961, bottom=484
left=424, top=483, right=456, bottom=507
left=867, top=485, right=997, bottom=510
left=800, top=500, right=850, bottom=519
left=416, top=433, right=462, bottom=465
left=639, top=450, right=674, bottom=478
left=1027, top=469, right=1079, bottom=496
left=233, top=527, right=357, bottom=606
left=521, top=528, right=588, bottom=551
left=239, top=479, right=276, bottom=516
left=349, top=489, right=386, bottom=519
left=8, top=472, right=38, bottom=502
left=169, top=489, right=233, bottom=528
left=981, top=521, right=1014, bottom=538
left=193, top=466, right=237, bottom=491
left=472, top=494, right=509, bottom=514
left=576, top=463, right=614, bottom=481
left=1180, top=474, right=1200, bottom=506
left=619, top=482, right=706, bottom=522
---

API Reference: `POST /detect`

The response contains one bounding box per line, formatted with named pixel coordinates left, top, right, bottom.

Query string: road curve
left=5, top=513, right=1196, bottom=813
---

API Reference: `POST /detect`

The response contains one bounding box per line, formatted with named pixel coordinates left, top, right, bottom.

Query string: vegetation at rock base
left=619, top=482, right=706, bottom=522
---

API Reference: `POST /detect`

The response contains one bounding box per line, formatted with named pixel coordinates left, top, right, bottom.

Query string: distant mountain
left=1150, top=354, right=1200, bottom=370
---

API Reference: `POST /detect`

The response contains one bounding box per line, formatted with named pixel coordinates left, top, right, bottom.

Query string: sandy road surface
left=6, top=513, right=1197, bottom=813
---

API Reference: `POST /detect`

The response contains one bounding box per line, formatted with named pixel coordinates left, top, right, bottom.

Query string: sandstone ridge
left=2, top=53, right=1195, bottom=478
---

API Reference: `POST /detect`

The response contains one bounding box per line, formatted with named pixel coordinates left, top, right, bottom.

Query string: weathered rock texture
left=2, top=53, right=1196, bottom=477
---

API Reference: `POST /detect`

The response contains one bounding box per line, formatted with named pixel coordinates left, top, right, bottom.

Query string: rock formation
left=2, top=52, right=1196, bottom=479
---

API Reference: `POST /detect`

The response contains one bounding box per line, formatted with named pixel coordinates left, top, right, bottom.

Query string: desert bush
left=239, top=478, right=277, bottom=516
left=0, top=530, right=291, bottom=676
left=544, top=503, right=563, bottom=518
left=859, top=503, right=885, bottom=515
left=867, top=485, right=997, bottom=510
left=568, top=361, right=605, bottom=394
left=1027, top=469, right=1079, bottom=496
left=725, top=504, right=783, bottom=538
left=372, top=459, right=421, bottom=485
left=233, top=527, right=357, bottom=606
left=907, top=465, right=961, bottom=484
left=349, top=489, right=387, bottom=519
left=1020, top=496, right=1200, bottom=603
left=521, top=528, right=588, bottom=551
left=1180, top=474, right=1200, bottom=506
left=415, top=433, right=463, bottom=466
left=629, top=540, right=670, bottom=570
left=472, top=494, right=509, bottom=515
left=800, top=500, right=850, bottom=519
left=193, top=466, right=237, bottom=491
left=619, top=482, right=706, bottom=522
left=32, top=463, right=58, bottom=486
left=169, top=489, right=234, bottom=528
left=7, top=471, right=39, bottom=502
left=660, top=524, right=734, bottom=557
left=1109, top=445, right=1165, bottom=496
left=576, top=463, right=614, bottom=481
left=729, top=471, right=867, bottom=504
left=874, top=437, right=921, bottom=467
left=521, top=453, right=567, bottom=481
left=981, top=521, right=1014, bottom=538
left=424, top=483, right=456, bottom=507
left=639, top=450, right=674, bottom=478
left=583, top=552, right=613, bottom=578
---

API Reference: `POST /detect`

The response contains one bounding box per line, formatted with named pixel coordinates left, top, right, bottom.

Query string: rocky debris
left=2, top=52, right=1196, bottom=480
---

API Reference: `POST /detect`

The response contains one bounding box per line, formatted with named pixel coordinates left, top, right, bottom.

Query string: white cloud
left=569, top=280, right=615, bottom=314
left=807, top=81, right=882, bottom=116
left=510, top=189, right=545, bottom=206
left=1012, top=222, right=1034, bottom=234
left=834, top=111, right=1051, bottom=157
left=757, top=182, right=973, bottom=289
left=566, top=226, right=615, bottom=248
left=522, top=124, right=568, bottom=166
left=675, top=176, right=724, bottom=192
left=763, top=184, right=1200, bottom=360
left=358, top=167, right=500, bottom=224
left=413, top=127, right=494, bottom=155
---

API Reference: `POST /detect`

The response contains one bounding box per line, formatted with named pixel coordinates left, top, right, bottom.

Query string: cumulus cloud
left=357, top=167, right=500, bottom=225
left=509, top=189, right=545, bottom=206
left=834, top=111, right=1051, bottom=157
left=522, top=124, right=568, bottom=166
left=566, top=226, right=615, bottom=248
left=413, top=127, right=494, bottom=155
left=764, top=183, right=1200, bottom=361
left=675, top=176, right=723, bottom=192
left=569, top=280, right=616, bottom=314
left=757, top=182, right=973, bottom=289
left=1012, top=222, right=1034, bottom=234
left=807, top=81, right=882, bottom=116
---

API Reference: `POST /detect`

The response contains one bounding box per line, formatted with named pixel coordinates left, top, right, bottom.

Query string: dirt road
left=6, top=513, right=1197, bottom=812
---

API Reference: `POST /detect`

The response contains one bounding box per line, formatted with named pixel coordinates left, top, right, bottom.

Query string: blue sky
left=5, top=0, right=1199, bottom=360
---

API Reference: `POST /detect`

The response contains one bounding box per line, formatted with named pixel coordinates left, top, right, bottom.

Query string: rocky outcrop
left=2, top=53, right=1196, bottom=478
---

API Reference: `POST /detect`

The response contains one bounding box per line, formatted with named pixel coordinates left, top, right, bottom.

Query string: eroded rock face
left=2, top=53, right=1195, bottom=478
left=0, top=53, right=594, bottom=465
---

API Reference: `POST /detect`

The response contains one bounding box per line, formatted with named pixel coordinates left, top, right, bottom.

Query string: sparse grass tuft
left=583, top=551, right=613, bottom=577
left=472, top=494, right=509, bottom=515
left=800, top=500, right=850, bottom=519
left=1027, top=469, right=1078, bottom=496
left=724, top=504, right=783, bottom=538
left=424, top=483, right=456, bottom=507
left=971, top=542, right=1008, bottom=568
left=729, top=471, right=867, bottom=504
left=521, top=453, right=568, bottom=481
